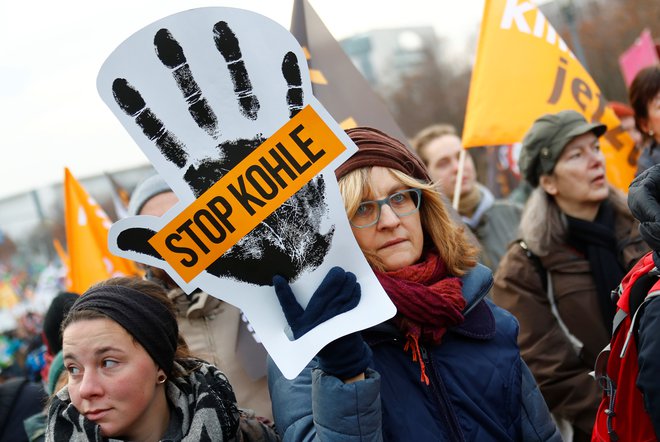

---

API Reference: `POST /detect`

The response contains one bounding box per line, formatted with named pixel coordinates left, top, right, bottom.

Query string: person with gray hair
left=125, top=174, right=273, bottom=421
left=492, top=110, right=649, bottom=441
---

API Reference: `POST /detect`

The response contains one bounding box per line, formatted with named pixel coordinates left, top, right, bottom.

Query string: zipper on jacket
left=420, top=345, right=466, bottom=441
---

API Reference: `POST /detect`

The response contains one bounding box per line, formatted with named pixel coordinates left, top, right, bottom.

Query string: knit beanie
left=127, top=174, right=172, bottom=216
left=70, top=284, right=179, bottom=374
left=336, top=127, right=431, bottom=182
left=608, top=101, right=635, bottom=119
left=43, top=292, right=79, bottom=355
left=48, top=350, right=65, bottom=395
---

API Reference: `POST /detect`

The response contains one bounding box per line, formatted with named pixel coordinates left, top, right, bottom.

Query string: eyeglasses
left=350, top=188, right=422, bottom=228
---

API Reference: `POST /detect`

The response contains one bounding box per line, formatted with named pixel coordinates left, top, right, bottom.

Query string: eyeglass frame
left=350, top=188, right=423, bottom=229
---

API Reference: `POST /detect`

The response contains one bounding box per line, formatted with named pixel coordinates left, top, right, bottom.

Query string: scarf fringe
left=404, top=333, right=430, bottom=385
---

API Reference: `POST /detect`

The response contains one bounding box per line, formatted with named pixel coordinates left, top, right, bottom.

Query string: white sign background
left=97, top=7, right=395, bottom=379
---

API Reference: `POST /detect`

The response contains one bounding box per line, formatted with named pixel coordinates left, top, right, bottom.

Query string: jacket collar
left=461, top=184, right=495, bottom=229
left=452, top=263, right=496, bottom=340
left=461, top=263, right=493, bottom=314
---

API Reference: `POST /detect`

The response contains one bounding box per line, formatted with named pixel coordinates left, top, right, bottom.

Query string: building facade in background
left=341, top=26, right=441, bottom=93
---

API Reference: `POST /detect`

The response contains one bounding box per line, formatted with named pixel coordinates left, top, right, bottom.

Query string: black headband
left=70, top=285, right=178, bottom=374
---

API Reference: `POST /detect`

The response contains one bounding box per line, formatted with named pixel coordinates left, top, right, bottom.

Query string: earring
left=157, top=374, right=167, bottom=384
left=650, top=129, right=655, bottom=137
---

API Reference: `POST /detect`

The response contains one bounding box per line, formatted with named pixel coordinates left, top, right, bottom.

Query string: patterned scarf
left=45, top=359, right=276, bottom=442
left=375, top=252, right=465, bottom=383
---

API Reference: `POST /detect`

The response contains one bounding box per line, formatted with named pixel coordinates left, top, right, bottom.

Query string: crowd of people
left=1, top=54, right=660, bottom=442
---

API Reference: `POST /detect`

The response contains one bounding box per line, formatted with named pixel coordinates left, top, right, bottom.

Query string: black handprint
left=113, top=20, right=334, bottom=286
left=213, top=21, right=260, bottom=120
left=155, top=28, right=220, bottom=137
left=282, top=51, right=304, bottom=118
left=112, top=78, right=188, bottom=169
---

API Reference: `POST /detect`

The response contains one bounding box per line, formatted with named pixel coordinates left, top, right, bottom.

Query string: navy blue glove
left=273, top=267, right=372, bottom=379
left=316, top=331, right=372, bottom=379
left=273, top=266, right=361, bottom=339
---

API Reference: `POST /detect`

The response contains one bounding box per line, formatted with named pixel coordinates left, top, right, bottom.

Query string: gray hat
left=127, top=174, right=172, bottom=216
left=519, top=110, right=607, bottom=187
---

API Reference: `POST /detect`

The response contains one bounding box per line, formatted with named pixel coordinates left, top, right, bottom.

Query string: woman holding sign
left=46, top=277, right=278, bottom=442
left=268, top=127, right=560, bottom=441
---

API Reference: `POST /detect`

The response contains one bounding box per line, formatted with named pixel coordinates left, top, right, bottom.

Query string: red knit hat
left=336, top=127, right=431, bottom=182
left=608, top=101, right=635, bottom=119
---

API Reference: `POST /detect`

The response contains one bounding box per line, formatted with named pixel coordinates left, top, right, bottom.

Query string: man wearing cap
left=126, top=174, right=273, bottom=421
left=492, top=110, right=649, bottom=441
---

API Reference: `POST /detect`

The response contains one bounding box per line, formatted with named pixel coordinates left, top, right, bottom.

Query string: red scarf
left=375, top=252, right=465, bottom=383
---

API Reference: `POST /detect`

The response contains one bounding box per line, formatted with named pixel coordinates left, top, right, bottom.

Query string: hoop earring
left=157, top=374, right=167, bottom=384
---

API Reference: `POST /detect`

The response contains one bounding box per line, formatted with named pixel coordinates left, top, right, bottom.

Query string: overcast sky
left=0, top=0, right=484, bottom=199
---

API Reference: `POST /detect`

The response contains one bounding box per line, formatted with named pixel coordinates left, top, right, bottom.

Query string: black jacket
left=0, top=377, right=46, bottom=442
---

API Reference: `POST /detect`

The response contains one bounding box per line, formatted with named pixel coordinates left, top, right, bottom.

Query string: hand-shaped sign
left=97, top=7, right=395, bottom=378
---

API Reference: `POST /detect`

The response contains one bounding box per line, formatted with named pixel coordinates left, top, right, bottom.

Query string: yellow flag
left=463, top=0, right=637, bottom=191
left=64, top=168, right=140, bottom=293
left=0, top=282, right=20, bottom=309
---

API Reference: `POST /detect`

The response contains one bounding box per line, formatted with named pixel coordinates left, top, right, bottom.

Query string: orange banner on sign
left=463, top=0, right=637, bottom=191
left=150, top=105, right=346, bottom=282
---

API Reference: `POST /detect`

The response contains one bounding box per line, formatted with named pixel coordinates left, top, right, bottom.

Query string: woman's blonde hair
left=339, top=167, right=478, bottom=275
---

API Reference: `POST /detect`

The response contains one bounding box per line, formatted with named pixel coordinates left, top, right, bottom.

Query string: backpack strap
left=594, top=266, right=660, bottom=377
left=519, top=240, right=584, bottom=354
left=620, top=272, right=660, bottom=358
left=593, top=265, right=660, bottom=441
left=519, top=240, right=547, bottom=292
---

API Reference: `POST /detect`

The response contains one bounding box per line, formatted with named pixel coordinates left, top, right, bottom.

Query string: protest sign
left=97, top=7, right=396, bottom=379
left=619, top=28, right=660, bottom=88
left=463, top=0, right=637, bottom=191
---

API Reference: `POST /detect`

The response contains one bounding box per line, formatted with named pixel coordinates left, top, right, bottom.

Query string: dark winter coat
left=493, top=191, right=648, bottom=435
left=269, top=264, right=560, bottom=441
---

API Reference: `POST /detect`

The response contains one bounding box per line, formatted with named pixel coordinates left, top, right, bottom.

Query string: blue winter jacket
left=268, top=264, right=560, bottom=441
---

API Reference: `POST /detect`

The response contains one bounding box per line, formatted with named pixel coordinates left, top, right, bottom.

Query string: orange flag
left=104, top=171, right=130, bottom=220
left=0, top=282, right=20, bottom=309
left=64, top=168, right=140, bottom=293
left=463, top=0, right=637, bottom=191
left=52, top=238, right=72, bottom=289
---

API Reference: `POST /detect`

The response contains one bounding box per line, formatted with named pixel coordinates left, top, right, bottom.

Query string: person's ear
left=156, top=369, right=167, bottom=385
left=539, top=174, right=558, bottom=196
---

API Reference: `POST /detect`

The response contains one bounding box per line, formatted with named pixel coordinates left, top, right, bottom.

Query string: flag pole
left=452, top=149, right=466, bottom=210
